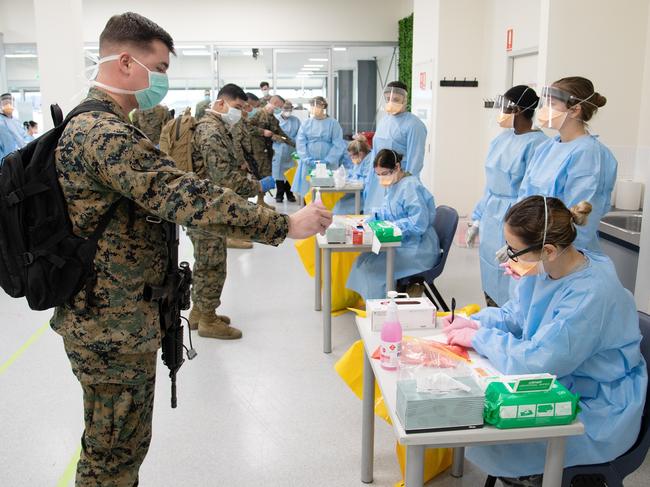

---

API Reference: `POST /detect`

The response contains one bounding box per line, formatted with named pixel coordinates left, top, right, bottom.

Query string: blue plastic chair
left=485, top=311, right=650, bottom=487
left=396, top=205, right=458, bottom=311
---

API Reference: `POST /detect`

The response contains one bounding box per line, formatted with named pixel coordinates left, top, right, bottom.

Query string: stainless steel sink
left=599, top=211, right=642, bottom=247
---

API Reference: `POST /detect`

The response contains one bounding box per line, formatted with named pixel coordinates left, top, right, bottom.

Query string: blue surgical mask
left=249, top=107, right=259, bottom=118
left=274, top=107, right=282, bottom=115
left=92, top=55, right=169, bottom=110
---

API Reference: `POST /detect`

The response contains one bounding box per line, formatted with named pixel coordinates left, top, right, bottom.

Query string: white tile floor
left=0, top=199, right=648, bottom=486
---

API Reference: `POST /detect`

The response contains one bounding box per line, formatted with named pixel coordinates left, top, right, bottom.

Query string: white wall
left=634, top=4, right=650, bottom=313
left=0, top=0, right=412, bottom=44
left=542, top=0, right=649, bottom=180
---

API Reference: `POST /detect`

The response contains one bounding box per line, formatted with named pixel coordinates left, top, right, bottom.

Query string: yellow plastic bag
left=294, top=236, right=363, bottom=314
left=284, top=164, right=297, bottom=186
left=303, top=187, right=345, bottom=210
left=335, top=340, right=452, bottom=485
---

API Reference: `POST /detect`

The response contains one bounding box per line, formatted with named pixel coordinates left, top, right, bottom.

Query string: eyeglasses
left=506, top=243, right=542, bottom=262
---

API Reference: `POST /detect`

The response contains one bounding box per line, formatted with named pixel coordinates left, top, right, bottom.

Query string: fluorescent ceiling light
left=182, top=50, right=211, bottom=56
left=303, top=64, right=324, bottom=67
left=333, top=47, right=347, bottom=51
left=5, top=54, right=37, bottom=58
left=301, top=67, right=321, bottom=71
left=309, top=58, right=328, bottom=61
left=177, top=45, right=207, bottom=49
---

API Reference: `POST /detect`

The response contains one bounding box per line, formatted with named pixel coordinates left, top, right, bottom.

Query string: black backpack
left=0, top=100, right=122, bottom=310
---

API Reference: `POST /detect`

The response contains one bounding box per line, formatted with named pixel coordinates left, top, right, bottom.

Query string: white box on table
left=367, top=295, right=437, bottom=331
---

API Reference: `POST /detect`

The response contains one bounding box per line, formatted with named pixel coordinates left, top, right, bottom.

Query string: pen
left=451, top=297, right=456, bottom=323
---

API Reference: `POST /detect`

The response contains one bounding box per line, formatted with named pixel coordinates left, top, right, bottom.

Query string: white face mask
left=212, top=101, right=242, bottom=125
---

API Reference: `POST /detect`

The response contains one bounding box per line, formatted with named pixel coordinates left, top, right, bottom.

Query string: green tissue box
left=484, top=380, right=580, bottom=429
left=367, top=220, right=402, bottom=243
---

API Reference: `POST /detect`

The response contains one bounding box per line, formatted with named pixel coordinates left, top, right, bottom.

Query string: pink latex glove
left=446, top=327, right=478, bottom=348
left=441, top=315, right=480, bottom=332
left=500, top=262, right=522, bottom=280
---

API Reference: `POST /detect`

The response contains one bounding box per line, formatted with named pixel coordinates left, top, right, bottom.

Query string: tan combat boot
left=227, top=238, right=253, bottom=249
left=198, top=313, right=242, bottom=340
left=188, top=307, right=231, bottom=331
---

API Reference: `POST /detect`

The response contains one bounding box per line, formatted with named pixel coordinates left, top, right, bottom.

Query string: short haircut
left=218, top=83, right=247, bottom=102
left=260, top=81, right=270, bottom=89
left=386, top=80, right=408, bottom=91
left=99, top=12, right=175, bottom=55
left=272, top=95, right=285, bottom=104
left=246, top=92, right=259, bottom=102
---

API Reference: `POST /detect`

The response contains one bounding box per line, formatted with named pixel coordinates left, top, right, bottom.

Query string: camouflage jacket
left=248, top=109, right=293, bottom=161
left=195, top=99, right=210, bottom=120
left=51, top=88, right=289, bottom=354
left=230, top=117, right=257, bottom=177
left=131, top=105, right=171, bottom=145
left=192, top=111, right=260, bottom=198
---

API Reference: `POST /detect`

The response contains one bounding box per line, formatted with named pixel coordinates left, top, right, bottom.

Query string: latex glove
left=446, top=327, right=478, bottom=348
left=500, top=262, right=522, bottom=280
left=465, top=220, right=479, bottom=247
left=287, top=201, right=333, bottom=239
left=260, top=176, right=275, bottom=193
left=441, top=315, right=480, bottom=332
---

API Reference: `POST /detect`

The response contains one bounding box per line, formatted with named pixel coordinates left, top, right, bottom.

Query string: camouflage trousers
left=64, top=339, right=157, bottom=487
left=189, top=233, right=226, bottom=312
left=258, top=153, right=273, bottom=178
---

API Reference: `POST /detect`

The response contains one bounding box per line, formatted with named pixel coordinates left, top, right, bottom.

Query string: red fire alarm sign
left=506, top=28, right=513, bottom=51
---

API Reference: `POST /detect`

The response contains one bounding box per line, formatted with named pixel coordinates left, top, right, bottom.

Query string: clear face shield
left=309, top=99, right=327, bottom=117
left=537, top=86, right=595, bottom=130
left=493, top=87, right=536, bottom=128
left=383, top=87, right=408, bottom=115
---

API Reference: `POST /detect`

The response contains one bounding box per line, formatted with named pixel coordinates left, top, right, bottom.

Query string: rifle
left=143, top=221, right=196, bottom=408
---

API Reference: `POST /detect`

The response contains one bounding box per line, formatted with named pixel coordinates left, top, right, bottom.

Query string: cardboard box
left=367, top=296, right=437, bottom=331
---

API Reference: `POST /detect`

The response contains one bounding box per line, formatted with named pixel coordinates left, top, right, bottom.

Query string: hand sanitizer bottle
left=380, top=291, right=402, bottom=370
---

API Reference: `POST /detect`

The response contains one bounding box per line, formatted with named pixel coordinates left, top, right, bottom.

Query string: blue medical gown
left=518, top=135, right=617, bottom=252
left=467, top=251, right=647, bottom=477
left=333, top=156, right=373, bottom=215
left=0, top=115, right=28, bottom=162
left=363, top=112, right=427, bottom=213
left=291, top=117, right=347, bottom=196
left=472, top=130, right=548, bottom=305
left=272, top=114, right=301, bottom=180
left=346, top=175, right=441, bottom=299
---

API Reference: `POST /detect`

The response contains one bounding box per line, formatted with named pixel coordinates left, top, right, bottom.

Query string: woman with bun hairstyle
left=519, top=77, right=617, bottom=253
left=442, top=196, right=647, bottom=485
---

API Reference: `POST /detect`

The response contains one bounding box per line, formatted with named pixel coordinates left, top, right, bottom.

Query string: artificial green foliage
left=398, top=13, right=414, bottom=109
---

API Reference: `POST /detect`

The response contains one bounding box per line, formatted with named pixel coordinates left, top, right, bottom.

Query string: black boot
left=275, top=180, right=285, bottom=203
left=285, top=181, right=296, bottom=202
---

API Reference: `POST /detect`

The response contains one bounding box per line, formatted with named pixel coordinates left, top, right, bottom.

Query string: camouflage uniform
left=248, top=109, right=293, bottom=178
left=195, top=98, right=210, bottom=120
left=188, top=110, right=260, bottom=313
left=131, top=104, right=171, bottom=145
left=230, top=117, right=259, bottom=178
left=53, top=88, right=288, bottom=486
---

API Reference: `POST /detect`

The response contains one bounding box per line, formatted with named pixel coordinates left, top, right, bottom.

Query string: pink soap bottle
left=380, top=291, right=402, bottom=370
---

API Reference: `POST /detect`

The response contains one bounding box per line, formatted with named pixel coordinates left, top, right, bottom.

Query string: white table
left=356, top=317, right=585, bottom=487
left=315, top=233, right=400, bottom=354
left=311, top=183, right=364, bottom=214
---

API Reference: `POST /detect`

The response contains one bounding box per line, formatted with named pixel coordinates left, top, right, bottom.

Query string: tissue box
left=397, top=377, right=485, bottom=433
left=309, top=169, right=334, bottom=188
left=367, top=220, right=402, bottom=242
left=367, top=296, right=437, bottom=331
left=484, top=380, right=580, bottom=429
left=325, top=225, right=347, bottom=244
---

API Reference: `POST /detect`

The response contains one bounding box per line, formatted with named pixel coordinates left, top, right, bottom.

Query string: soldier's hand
left=263, top=129, right=273, bottom=137
left=287, top=202, right=332, bottom=239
